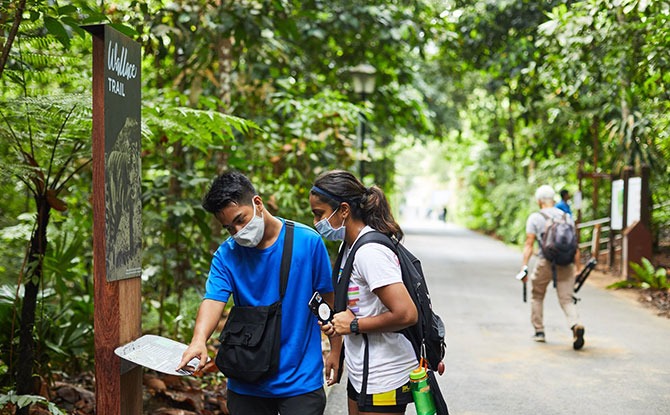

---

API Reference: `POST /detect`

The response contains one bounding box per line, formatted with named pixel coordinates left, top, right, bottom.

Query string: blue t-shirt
left=556, top=200, right=572, bottom=216
left=204, top=219, right=333, bottom=397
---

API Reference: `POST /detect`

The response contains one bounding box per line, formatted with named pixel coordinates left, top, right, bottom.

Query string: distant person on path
left=309, top=170, right=419, bottom=415
left=520, top=184, right=585, bottom=350
left=555, top=188, right=573, bottom=216
left=440, top=206, right=448, bottom=222
left=177, top=171, right=335, bottom=415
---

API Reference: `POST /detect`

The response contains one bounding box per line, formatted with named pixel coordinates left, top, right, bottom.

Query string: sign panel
left=573, top=191, right=582, bottom=210
left=611, top=177, right=641, bottom=231
left=103, top=26, right=142, bottom=281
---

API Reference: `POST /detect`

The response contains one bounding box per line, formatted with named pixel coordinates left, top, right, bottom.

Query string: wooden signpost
left=84, top=24, right=143, bottom=415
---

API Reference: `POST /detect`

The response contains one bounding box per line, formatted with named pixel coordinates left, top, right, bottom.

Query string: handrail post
left=591, top=223, right=601, bottom=260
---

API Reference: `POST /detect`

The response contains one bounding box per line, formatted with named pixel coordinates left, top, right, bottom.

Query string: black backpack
left=539, top=211, right=577, bottom=266
left=333, top=231, right=447, bottom=373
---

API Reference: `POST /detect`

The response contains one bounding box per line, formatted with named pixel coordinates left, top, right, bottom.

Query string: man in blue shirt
left=556, top=188, right=573, bottom=216
left=178, top=171, right=336, bottom=415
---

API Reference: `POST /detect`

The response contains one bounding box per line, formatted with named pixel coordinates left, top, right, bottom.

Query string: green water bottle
left=410, top=366, right=437, bottom=415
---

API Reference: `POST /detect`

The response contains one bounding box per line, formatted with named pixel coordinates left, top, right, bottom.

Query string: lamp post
left=349, top=63, right=376, bottom=178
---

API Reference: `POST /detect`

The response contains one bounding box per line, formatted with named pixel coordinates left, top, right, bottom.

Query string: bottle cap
left=410, top=366, right=427, bottom=380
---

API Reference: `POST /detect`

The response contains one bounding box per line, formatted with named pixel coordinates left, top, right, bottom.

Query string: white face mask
left=232, top=200, right=265, bottom=247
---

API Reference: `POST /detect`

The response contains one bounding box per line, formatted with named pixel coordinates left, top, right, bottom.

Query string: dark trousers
left=227, top=387, right=326, bottom=415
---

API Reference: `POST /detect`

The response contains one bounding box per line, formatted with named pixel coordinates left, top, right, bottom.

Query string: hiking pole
left=515, top=266, right=528, bottom=303
left=573, top=258, right=598, bottom=304
left=574, top=258, right=597, bottom=294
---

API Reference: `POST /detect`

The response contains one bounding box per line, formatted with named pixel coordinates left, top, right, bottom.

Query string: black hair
left=202, top=171, right=257, bottom=214
left=560, top=189, right=570, bottom=200
left=311, top=170, right=403, bottom=240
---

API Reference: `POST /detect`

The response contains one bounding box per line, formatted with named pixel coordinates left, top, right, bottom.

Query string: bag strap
left=279, top=220, right=294, bottom=298
left=334, top=231, right=394, bottom=312
left=537, top=212, right=551, bottom=252
left=536, top=213, right=558, bottom=288
left=358, top=334, right=370, bottom=410
left=333, top=231, right=397, bottom=409
left=428, top=369, right=450, bottom=415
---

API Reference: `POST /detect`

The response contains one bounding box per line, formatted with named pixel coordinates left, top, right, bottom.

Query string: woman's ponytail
left=359, top=185, right=403, bottom=240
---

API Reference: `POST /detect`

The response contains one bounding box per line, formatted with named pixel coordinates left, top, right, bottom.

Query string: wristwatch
left=350, top=318, right=360, bottom=335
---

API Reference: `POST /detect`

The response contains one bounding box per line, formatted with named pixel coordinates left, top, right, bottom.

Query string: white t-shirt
left=340, top=227, right=417, bottom=394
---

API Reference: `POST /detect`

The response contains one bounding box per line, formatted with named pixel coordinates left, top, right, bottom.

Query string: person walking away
left=520, top=184, right=585, bottom=350
left=178, top=171, right=335, bottom=415
left=309, top=170, right=419, bottom=415
left=556, top=188, right=573, bottom=216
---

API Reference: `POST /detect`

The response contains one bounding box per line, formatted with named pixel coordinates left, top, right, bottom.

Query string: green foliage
left=608, top=258, right=669, bottom=290
left=425, top=0, right=669, bottom=251
left=0, top=390, right=66, bottom=415
left=0, top=0, right=669, bottom=403
left=143, top=101, right=260, bottom=153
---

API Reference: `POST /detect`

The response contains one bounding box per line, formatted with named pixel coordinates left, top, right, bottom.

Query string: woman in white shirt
left=309, top=170, right=418, bottom=415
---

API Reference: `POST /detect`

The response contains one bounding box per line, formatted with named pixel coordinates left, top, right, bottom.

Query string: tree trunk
left=16, top=195, right=50, bottom=414
left=0, top=0, right=27, bottom=78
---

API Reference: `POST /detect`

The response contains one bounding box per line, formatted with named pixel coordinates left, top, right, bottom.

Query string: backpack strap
left=537, top=211, right=551, bottom=253
left=537, top=212, right=558, bottom=288
left=357, top=334, right=370, bottom=410
left=279, top=220, right=294, bottom=298
left=334, top=231, right=393, bottom=311
left=333, top=231, right=401, bottom=410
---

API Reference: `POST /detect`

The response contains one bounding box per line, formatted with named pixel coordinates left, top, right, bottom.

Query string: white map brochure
left=114, top=334, right=207, bottom=376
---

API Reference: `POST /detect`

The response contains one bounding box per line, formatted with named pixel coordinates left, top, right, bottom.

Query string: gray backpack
left=539, top=211, right=577, bottom=266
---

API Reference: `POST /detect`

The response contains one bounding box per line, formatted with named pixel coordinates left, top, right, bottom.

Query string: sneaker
left=533, top=332, right=546, bottom=342
left=572, top=325, right=585, bottom=350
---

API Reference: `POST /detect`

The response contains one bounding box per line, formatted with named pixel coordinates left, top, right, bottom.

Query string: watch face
left=318, top=303, right=331, bottom=321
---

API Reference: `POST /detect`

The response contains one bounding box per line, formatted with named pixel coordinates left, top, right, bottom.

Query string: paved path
left=324, top=221, right=670, bottom=415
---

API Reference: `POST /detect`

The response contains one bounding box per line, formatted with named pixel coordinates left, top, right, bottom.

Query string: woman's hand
left=331, top=309, right=356, bottom=335
left=319, top=321, right=337, bottom=337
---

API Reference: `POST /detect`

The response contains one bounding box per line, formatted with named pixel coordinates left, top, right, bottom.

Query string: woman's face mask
left=232, top=200, right=265, bottom=247
left=315, top=206, right=345, bottom=241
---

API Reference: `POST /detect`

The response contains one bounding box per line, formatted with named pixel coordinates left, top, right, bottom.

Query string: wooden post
left=591, top=117, right=600, bottom=213
left=577, top=162, right=583, bottom=244
left=591, top=223, right=601, bottom=260
left=623, top=221, right=653, bottom=280
left=620, top=166, right=632, bottom=274
left=84, top=24, right=143, bottom=415
left=608, top=173, right=616, bottom=269
left=640, top=165, right=651, bottom=230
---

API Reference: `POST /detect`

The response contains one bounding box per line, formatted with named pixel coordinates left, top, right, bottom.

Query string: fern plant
left=0, top=391, right=66, bottom=415
left=631, top=258, right=669, bottom=290
left=608, top=258, right=669, bottom=290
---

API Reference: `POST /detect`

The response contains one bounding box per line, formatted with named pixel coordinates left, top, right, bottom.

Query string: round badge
left=318, top=303, right=331, bottom=321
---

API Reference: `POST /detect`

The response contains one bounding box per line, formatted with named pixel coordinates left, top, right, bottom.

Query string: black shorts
left=347, top=380, right=413, bottom=413
left=227, top=387, right=326, bottom=415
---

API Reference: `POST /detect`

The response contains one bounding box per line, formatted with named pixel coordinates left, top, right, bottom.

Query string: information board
left=103, top=26, right=142, bottom=281
left=611, top=177, right=641, bottom=230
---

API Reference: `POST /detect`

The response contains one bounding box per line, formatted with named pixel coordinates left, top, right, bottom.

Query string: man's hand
left=176, top=341, right=210, bottom=374
left=516, top=266, right=528, bottom=303
left=324, top=347, right=341, bottom=386
left=516, top=265, right=528, bottom=283
left=176, top=299, right=225, bottom=373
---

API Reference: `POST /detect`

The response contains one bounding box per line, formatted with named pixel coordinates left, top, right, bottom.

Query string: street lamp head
left=349, top=63, right=376, bottom=95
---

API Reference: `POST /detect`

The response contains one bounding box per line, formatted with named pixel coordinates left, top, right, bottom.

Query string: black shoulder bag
left=215, top=221, right=294, bottom=383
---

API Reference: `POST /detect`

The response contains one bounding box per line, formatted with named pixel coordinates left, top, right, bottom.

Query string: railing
left=576, top=217, right=620, bottom=263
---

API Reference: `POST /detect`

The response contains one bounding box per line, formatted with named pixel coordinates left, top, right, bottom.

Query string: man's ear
left=252, top=195, right=263, bottom=211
